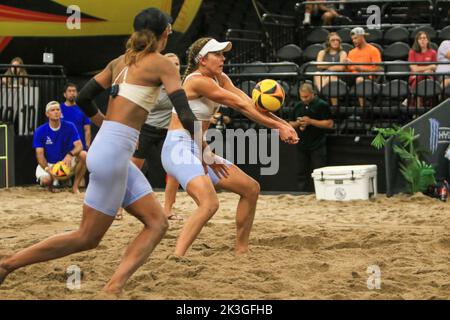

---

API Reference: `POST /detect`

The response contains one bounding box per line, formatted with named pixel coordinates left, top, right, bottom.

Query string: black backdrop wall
left=122, top=134, right=386, bottom=193
left=12, top=134, right=386, bottom=192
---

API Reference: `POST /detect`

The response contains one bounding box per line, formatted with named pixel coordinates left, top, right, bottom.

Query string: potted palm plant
left=372, top=126, right=436, bottom=194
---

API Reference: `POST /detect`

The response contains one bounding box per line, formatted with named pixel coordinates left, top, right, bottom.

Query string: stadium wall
left=9, top=133, right=387, bottom=193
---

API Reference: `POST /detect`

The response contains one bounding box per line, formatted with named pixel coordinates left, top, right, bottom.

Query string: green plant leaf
left=399, top=162, right=414, bottom=183
left=417, top=161, right=436, bottom=191
left=371, top=133, right=386, bottom=149
left=371, top=126, right=436, bottom=194
left=393, top=145, right=415, bottom=162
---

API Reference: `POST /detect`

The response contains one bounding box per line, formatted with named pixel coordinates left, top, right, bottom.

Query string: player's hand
left=279, top=125, right=299, bottom=144
left=202, top=150, right=230, bottom=179
left=45, top=165, right=57, bottom=180
left=45, top=166, right=54, bottom=177
left=209, top=162, right=230, bottom=180
left=63, top=154, right=73, bottom=168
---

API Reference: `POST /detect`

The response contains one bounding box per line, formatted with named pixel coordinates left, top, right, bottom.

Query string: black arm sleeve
left=168, top=89, right=198, bottom=136
left=76, top=78, right=105, bottom=118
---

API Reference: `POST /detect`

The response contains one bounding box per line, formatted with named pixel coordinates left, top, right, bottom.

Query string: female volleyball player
left=0, top=8, right=198, bottom=295
left=130, top=53, right=182, bottom=221
left=162, top=37, right=299, bottom=256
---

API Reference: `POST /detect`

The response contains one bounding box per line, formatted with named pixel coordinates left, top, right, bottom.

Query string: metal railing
left=296, top=0, right=434, bottom=25
left=295, top=0, right=437, bottom=48
left=302, top=61, right=450, bottom=134
left=261, top=14, right=297, bottom=58
left=225, top=29, right=267, bottom=63
left=225, top=1, right=444, bottom=62
left=0, top=124, right=9, bottom=188
left=220, top=61, right=450, bottom=136
left=0, top=64, right=66, bottom=136
left=223, top=62, right=301, bottom=127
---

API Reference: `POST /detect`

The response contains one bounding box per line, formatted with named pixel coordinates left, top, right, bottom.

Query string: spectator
left=346, top=27, right=382, bottom=107
left=2, top=57, right=28, bottom=87
left=60, top=83, right=91, bottom=191
left=314, top=32, right=347, bottom=106
left=436, top=40, right=450, bottom=90
left=408, top=31, right=437, bottom=107
left=288, top=83, right=333, bottom=191
left=303, top=0, right=340, bottom=25
left=33, top=101, right=86, bottom=193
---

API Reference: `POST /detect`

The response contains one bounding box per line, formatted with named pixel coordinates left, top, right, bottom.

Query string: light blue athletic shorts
left=84, top=121, right=153, bottom=217
left=161, top=129, right=232, bottom=190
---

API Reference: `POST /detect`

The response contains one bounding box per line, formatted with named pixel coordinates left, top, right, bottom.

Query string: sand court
left=0, top=186, right=449, bottom=300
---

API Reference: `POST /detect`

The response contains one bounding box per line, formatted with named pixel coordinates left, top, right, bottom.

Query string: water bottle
left=439, top=185, right=448, bottom=202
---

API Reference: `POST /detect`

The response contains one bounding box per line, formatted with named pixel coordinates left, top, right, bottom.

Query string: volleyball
left=252, top=79, right=285, bottom=112
left=51, top=161, right=71, bottom=179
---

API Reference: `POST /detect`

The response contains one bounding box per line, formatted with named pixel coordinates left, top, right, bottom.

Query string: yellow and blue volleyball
left=51, top=161, right=71, bottom=178
left=252, top=79, right=285, bottom=112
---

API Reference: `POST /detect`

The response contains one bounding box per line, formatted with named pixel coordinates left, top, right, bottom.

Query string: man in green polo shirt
left=289, top=83, right=334, bottom=191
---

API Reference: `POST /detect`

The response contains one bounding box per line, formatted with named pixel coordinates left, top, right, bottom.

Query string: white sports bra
left=113, top=67, right=161, bottom=113
left=172, top=72, right=220, bottom=121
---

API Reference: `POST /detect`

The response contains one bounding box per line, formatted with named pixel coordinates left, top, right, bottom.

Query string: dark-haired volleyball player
left=0, top=8, right=199, bottom=295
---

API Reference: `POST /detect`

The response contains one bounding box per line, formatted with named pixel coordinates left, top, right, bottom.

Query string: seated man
left=33, top=101, right=86, bottom=193
left=346, top=27, right=382, bottom=107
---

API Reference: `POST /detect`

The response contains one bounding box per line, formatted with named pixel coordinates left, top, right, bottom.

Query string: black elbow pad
left=76, top=79, right=104, bottom=118
left=168, top=89, right=198, bottom=135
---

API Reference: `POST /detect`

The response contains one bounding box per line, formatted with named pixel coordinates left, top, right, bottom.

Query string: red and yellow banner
left=0, top=0, right=202, bottom=37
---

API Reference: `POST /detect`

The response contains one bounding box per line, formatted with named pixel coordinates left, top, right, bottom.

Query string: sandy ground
left=0, top=186, right=449, bottom=300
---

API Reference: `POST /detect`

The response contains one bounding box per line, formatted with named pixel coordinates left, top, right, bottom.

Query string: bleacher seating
left=180, top=0, right=450, bottom=136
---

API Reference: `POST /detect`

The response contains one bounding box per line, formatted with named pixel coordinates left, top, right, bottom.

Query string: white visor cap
left=196, top=39, right=232, bottom=63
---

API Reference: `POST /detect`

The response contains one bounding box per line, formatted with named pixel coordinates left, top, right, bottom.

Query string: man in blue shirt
left=60, top=83, right=91, bottom=189
left=60, top=83, right=91, bottom=149
left=33, top=101, right=86, bottom=193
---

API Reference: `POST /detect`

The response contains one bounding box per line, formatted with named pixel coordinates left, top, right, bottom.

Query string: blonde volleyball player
left=0, top=8, right=199, bottom=294
left=161, top=37, right=299, bottom=256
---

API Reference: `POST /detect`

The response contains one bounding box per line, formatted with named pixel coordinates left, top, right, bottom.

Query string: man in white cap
left=346, top=27, right=382, bottom=107
left=32, top=101, right=86, bottom=192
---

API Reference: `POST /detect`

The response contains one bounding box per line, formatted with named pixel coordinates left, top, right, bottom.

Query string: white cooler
left=311, top=165, right=377, bottom=201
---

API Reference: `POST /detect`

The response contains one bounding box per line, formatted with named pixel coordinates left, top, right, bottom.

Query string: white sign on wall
left=1, top=86, right=40, bottom=136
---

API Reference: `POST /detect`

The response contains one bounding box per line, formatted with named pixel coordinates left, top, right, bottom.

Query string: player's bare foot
left=0, top=255, right=11, bottom=285
left=102, top=283, right=123, bottom=297
left=235, top=246, right=249, bottom=255
left=166, top=213, right=184, bottom=221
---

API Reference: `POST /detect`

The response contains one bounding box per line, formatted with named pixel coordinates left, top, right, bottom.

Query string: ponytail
left=125, top=30, right=158, bottom=65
